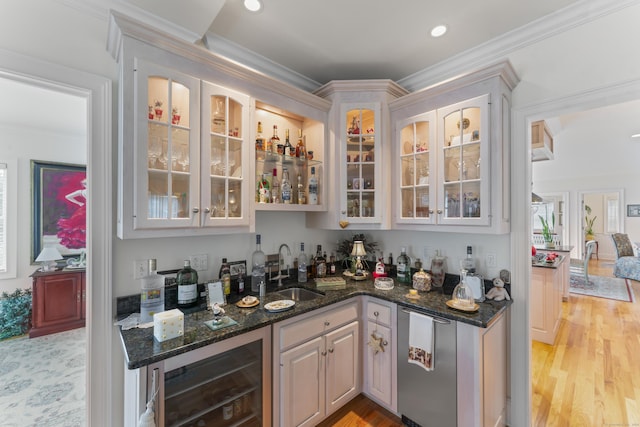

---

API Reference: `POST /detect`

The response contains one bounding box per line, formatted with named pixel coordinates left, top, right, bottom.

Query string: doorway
left=0, top=51, right=113, bottom=425
left=579, top=189, right=623, bottom=260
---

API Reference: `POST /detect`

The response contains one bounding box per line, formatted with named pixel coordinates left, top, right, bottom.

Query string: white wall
left=0, top=124, right=86, bottom=294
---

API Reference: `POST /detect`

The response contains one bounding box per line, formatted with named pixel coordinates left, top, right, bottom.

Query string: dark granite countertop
left=118, top=275, right=512, bottom=369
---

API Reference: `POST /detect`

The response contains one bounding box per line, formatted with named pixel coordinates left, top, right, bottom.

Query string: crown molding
left=397, top=0, right=640, bottom=92
left=313, top=79, right=409, bottom=99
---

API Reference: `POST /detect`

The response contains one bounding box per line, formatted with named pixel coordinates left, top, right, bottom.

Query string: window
left=0, top=160, right=17, bottom=279
left=532, top=202, right=555, bottom=232
left=606, top=196, right=620, bottom=233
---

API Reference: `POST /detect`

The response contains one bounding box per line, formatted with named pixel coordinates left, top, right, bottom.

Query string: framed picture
left=627, top=204, right=640, bottom=217
left=31, top=160, right=87, bottom=262
left=229, top=260, right=247, bottom=278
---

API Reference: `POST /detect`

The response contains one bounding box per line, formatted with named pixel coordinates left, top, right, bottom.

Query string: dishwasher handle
left=401, top=307, right=451, bottom=325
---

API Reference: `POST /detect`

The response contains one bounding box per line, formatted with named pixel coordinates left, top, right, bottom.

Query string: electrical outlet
left=133, top=260, right=147, bottom=279
left=486, top=253, right=497, bottom=268
left=422, top=246, right=432, bottom=259
left=190, top=254, right=208, bottom=271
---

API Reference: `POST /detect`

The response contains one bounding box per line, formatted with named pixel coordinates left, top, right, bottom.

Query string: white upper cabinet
left=390, top=62, right=518, bottom=234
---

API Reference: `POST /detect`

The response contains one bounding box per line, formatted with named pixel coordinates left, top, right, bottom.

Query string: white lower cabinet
left=362, top=297, right=397, bottom=412
left=273, top=301, right=360, bottom=427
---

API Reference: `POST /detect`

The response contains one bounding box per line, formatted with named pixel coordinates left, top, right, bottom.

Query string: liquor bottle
left=269, top=124, right=279, bottom=154
left=255, top=121, right=265, bottom=152
left=329, top=252, right=336, bottom=275
left=297, top=242, right=308, bottom=283
left=271, top=168, right=281, bottom=203
left=281, top=167, right=292, bottom=204
left=284, top=129, right=294, bottom=157
left=308, top=166, right=318, bottom=205
left=315, top=245, right=327, bottom=278
left=257, top=173, right=270, bottom=203
left=461, top=245, right=476, bottom=274
left=297, top=174, right=306, bottom=205
left=295, top=129, right=307, bottom=158
left=140, top=259, right=164, bottom=323
left=309, top=251, right=316, bottom=278
left=396, top=247, right=411, bottom=284
left=177, top=259, right=198, bottom=308
left=251, top=234, right=266, bottom=293
left=238, top=273, right=245, bottom=295
left=220, top=257, right=231, bottom=296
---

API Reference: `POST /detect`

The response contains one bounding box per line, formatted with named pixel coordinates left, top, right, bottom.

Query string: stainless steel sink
left=273, top=287, right=323, bottom=302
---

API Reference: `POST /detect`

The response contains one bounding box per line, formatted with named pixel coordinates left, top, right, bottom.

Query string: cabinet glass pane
left=362, top=193, right=374, bottom=217
left=416, top=187, right=430, bottom=218
left=399, top=120, right=431, bottom=220
left=148, top=124, right=168, bottom=171
left=210, top=178, right=226, bottom=218
left=401, top=157, right=413, bottom=187
left=148, top=77, right=169, bottom=124
left=171, top=175, right=189, bottom=219
left=228, top=182, right=241, bottom=218
left=346, top=108, right=376, bottom=218
left=171, top=128, right=190, bottom=173
left=443, top=106, right=482, bottom=220
left=210, top=136, right=227, bottom=176
left=148, top=171, right=169, bottom=219
left=229, top=139, right=242, bottom=178
left=170, top=81, right=190, bottom=126
left=164, top=340, right=263, bottom=427
left=401, top=188, right=414, bottom=218
left=415, top=152, right=429, bottom=185
left=228, top=99, right=242, bottom=139
left=415, top=121, right=430, bottom=152
left=211, top=95, right=226, bottom=135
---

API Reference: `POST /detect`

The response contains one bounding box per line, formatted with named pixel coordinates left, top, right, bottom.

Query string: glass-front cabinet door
left=342, top=104, right=381, bottom=223
left=397, top=111, right=436, bottom=224
left=201, top=82, right=250, bottom=227
left=437, top=94, right=490, bottom=226
left=135, top=59, right=200, bottom=230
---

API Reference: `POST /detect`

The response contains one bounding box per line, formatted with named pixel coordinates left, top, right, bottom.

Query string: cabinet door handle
left=437, top=209, right=443, bottom=214
left=204, top=207, right=210, bottom=213
left=373, top=311, right=379, bottom=317
left=429, top=209, right=434, bottom=214
left=324, top=321, right=330, bottom=326
left=321, top=351, right=327, bottom=356
left=328, top=348, right=334, bottom=353
left=192, top=207, right=200, bottom=213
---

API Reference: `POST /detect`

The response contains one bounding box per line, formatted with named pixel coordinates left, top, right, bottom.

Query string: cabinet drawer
left=279, top=302, right=358, bottom=350
left=366, top=300, right=392, bottom=327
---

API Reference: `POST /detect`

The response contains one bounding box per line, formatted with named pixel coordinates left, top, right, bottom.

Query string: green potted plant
left=539, top=212, right=555, bottom=248
left=584, top=205, right=597, bottom=240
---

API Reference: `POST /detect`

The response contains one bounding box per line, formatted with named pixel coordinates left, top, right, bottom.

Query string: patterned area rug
left=0, top=327, right=85, bottom=427
left=569, top=273, right=635, bottom=302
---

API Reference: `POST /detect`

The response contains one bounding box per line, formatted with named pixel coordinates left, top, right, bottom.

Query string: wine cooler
left=141, top=327, right=271, bottom=427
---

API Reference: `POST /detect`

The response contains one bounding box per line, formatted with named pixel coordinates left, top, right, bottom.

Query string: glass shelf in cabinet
left=255, top=150, right=320, bottom=167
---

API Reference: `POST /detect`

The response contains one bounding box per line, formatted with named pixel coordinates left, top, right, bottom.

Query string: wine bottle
left=140, top=259, right=164, bottom=323
left=315, top=245, right=327, bottom=278
left=284, top=129, right=294, bottom=157
left=461, top=245, right=476, bottom=274
left=308, top=166, right=318, bottom=205
left=271, top=168, right=280, bottom=203
left=220, top=257, right=231, bottom=296
left=295, top=129, right=307, bottom=158
left=270, top=125, right=280, bottom=154
left=297, top=174, right=306, bottom=205
left=396, top=247, right=411, bottom=284
left=297, top=242, right=307, bottom=283
left=258, top=173, right=270, bottom=203
left=251, top=234, right=265, bottom=293
left=177, top=259, right=198, bottom=308
left=255, top=121, right=265, bottom=152
left=281, top=167, right=292, bottom=204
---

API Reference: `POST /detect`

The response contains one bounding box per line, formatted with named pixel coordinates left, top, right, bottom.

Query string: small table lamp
left=36, top=246, right=63, bottom=271
left=351, top=240, right=367, bottom=276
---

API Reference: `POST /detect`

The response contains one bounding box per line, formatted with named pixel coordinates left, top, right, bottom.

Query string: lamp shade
left=36, top=246, right=63, bottom=262
left=351, top=241, right=367, bottom=257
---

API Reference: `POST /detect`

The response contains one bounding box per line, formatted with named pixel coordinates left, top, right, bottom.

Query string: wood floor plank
left=532, top=259, right=640, bottom=426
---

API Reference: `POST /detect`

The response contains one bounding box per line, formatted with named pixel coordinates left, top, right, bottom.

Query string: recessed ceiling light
left=431, top=25, right=447, bottom=38
left=244, top=0, right=262, bottom=12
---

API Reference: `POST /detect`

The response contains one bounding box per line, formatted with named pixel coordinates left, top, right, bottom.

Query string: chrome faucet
left=272, top=243, right=291, bottom=287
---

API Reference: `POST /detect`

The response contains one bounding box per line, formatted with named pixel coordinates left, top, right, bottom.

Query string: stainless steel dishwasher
left=397, top=307, right=457, bottom=427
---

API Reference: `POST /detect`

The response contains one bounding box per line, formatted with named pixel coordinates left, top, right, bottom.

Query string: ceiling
left=202, top=0, right=581, bottom=84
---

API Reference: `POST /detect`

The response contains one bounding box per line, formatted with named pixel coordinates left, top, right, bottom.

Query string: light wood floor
left=317, top=394, right=402, bottom=427
left=532, top=259, right=640, bottom=426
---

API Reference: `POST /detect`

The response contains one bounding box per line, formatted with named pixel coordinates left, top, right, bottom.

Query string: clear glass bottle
left=140, top=258, right=164, bottom=323
left=270, top=125, right=280, bottom=154
left=251, top=234, right=265, bottom=293
left=430, top=250, right=447, bottom=290
left=461, top=245, right=476, bottom=274
left=220, top=257, right=231, bottom=296
left=315, top=245, right=327, bottom=278
left=255, top=121, right=265, bottom=152
left=297, top=174, right=306, bottom=205
left=257, top=173, right=270, bottom=204
left=281, top=167, right=292, bottom=204
left=295, top=128, right=307, bottom=159
left=308, top=166, right=318, bottom=205
left=396, top=247, right=411, bottom=284
left=284, top=129, right=294, bottom=157
left=452, top=269, right=475, bottom=309
left=271, top=168, right=280, bottom=203
left=297, top=242, right=308, bottom=283
left=177, top=259, right=198, bottom=308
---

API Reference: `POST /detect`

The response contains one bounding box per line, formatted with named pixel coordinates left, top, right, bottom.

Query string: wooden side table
left=29, top=268, right=86, bottom=338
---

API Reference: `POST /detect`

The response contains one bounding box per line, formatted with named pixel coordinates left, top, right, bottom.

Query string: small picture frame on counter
left=229, top=260, right=246, bottom=278
left=206, top=281, right=226, bottom=307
